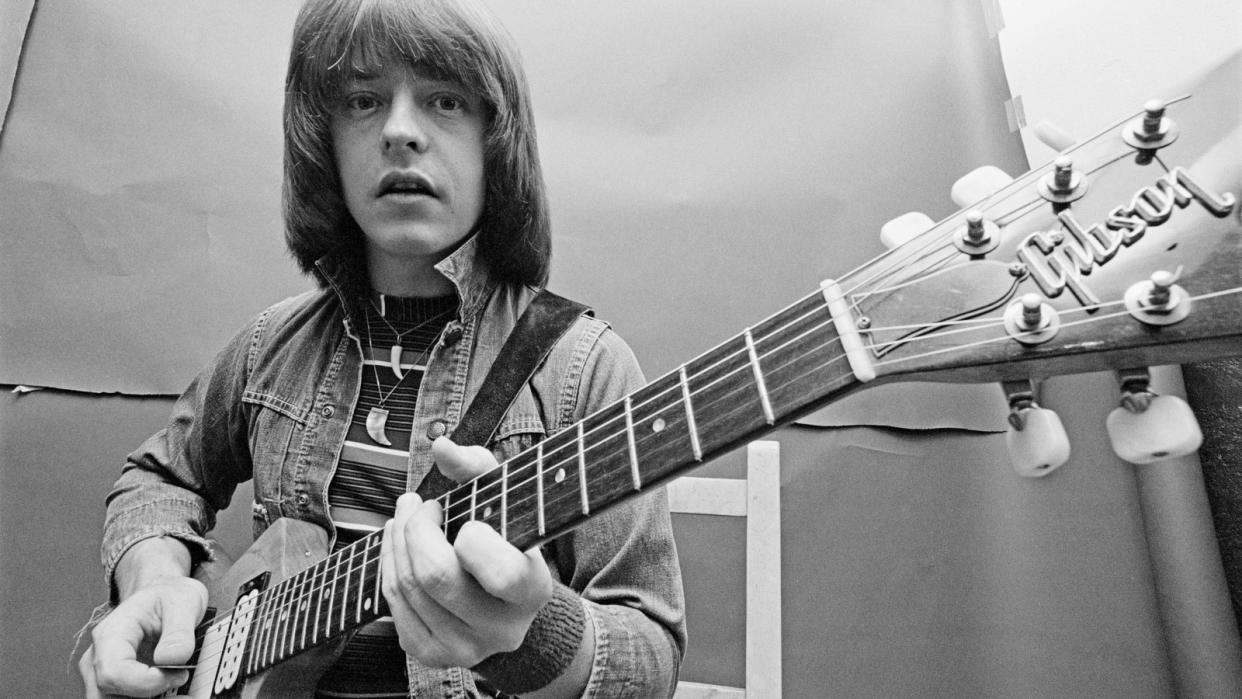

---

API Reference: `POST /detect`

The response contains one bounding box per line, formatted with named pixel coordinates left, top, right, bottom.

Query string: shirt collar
left=313, top=234, right=497, bottom=326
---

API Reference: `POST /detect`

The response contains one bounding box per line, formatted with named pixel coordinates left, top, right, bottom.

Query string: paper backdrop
left=4, top=1, right=1239, bottom=697
left=0, top=0, right=1021, bottom=433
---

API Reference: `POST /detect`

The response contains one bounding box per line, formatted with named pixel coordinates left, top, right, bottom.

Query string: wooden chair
left=668, top=440, right=782, bottom=698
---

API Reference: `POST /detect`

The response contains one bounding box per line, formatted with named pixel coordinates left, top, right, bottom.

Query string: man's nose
left=382, top=93, right=428, bottom=153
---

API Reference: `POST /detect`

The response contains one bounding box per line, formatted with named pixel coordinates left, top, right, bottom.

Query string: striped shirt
left=315, top=293, right=458, bottom=698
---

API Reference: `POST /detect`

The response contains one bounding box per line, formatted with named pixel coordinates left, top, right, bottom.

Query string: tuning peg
left=880, top=211, right=935, bottom=249
left=1105, top=368, right=1203, bottom=464
left=1123, top=99, right=1180, bottom=152
left=1031, top=120, right=1077, bottom=152
left=1002, top=380, right=1070, bottom=477
left=1038, top=155, right=1088, bottom=207
left=950, top=165, right=1014, bottom=208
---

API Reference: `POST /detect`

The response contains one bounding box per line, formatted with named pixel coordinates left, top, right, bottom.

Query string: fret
left=370, top=534, right=384, bottom=617
left=625, top=374, right=699, bottom=485
left=470, top=478, right=478, bottom=521
left=535, top=442, right=546, bottom=536
left=756, top=294, right=853, bottom=418
left=305, top=561, right=321, bottom=648
left=339, top=553, right=352, bottom=635
left=624, top=397, right=641, bottom=490
left=281, top=576, right=298, bottom=659
left=298, top=567, right=311, bottom=651
left=354, top=541, right=369, bottom=623
left=326, top=555, right=341, bottom=638
left=577, top=421, right=590, bottom=515
left=566, top=403, right=632, bottom=532
left=358, top=539, right=374, bottom=620
left=500, top=461, right=509, bottom=540
left=744, top=328, right=776, bottom=424
left=681, top=336, right=767, bottom=459
left=290, top=569, right=308, bottom=655
left=313, top=558, right=327, bottom=647
left=269, top=579, right=289, bottom=666
left=257, top=583, right=277, bottom=673
left=679, top=366, right=703, bottom=461
left=441, top=488, right=453, bottom=536
left=262, top=579, right=280, bottom=667
left=502, top=450, right=541, bottom=545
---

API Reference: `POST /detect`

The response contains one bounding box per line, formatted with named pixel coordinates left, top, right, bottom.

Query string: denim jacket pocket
left=241, top=389, right=309, bottom=535
left=489, top=418, right=546, bottom=465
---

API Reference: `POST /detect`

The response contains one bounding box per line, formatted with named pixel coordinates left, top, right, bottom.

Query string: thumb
left=152, top=579, right=208, bottom=666
left=432, top=436, right=499, bottom=482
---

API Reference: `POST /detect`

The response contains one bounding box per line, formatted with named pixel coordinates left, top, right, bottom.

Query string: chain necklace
left=362, top=296, right=456, bottom=446
left=368, top=294, right=456, bottom=380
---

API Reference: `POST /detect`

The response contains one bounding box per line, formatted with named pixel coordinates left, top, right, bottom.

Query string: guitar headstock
left=852, top=94, right=1241, bottom=387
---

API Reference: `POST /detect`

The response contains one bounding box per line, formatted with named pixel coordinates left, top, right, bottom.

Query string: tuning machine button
left=1038, top=155, right=1088, bottom=207
left=1124, top=268, right=1191, bottom=325
left=1004, top=293, right=1060, bottom=345
left=879, top=211, right=936, bottom=249
left=1105, top=368, right=1202, bottom=463
left=1003, top=379, right=1070, bottom=477
left=951, top=165, right=1014, bottom=208
left=1031, top=121, right=1077, bottom=152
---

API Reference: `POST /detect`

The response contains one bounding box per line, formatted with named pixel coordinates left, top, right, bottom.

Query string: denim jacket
left=100, top=236, right=686, bottom=697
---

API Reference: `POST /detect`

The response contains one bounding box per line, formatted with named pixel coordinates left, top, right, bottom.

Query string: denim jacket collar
left=311, top=234, right=498, bottom=330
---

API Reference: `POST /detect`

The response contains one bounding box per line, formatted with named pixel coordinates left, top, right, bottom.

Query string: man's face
left=331, top=62, right=486, bottom=288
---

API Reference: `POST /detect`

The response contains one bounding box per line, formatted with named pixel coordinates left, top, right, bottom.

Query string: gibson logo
left=1017, top=166, right=1236, bottom=307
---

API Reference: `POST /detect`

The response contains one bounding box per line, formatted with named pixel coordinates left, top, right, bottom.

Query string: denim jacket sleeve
left=541, top=320, right=688, bottom=697
left=98, top=308, right=263, bottom=597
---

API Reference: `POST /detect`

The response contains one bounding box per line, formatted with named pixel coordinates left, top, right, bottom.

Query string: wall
left=2, top=1, right=1238, bottom=696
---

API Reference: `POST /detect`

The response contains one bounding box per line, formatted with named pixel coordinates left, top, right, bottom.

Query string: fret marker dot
left=555, top=468, right=566, bottom=483
left=364, top=599, right=372, bottom=610
left=484, top=506, right=493, bottom=518
left=652, top=418, right=666, bottom=433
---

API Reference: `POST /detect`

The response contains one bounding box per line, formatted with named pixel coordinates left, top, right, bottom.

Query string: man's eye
left=434, top=95, right=463, bottom=112
left=346, top=94, right=380, bottom=112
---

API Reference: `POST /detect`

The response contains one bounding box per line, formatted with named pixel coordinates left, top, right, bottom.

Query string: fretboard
left=238, top=287, right=860, bottom=675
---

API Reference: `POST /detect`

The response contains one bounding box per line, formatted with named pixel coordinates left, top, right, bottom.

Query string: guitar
left=171, top=73, right=1242, bottom=697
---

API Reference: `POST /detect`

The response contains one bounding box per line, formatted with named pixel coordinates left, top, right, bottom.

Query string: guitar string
left=185, top=285, right=862, bottom=658
left=828, top=139, right=1113, bottom=301
left=429, top=141, right=1193, bottom=526
left=827, top=94, right=1188, bottom=303
left=199, top=160, right=1231, bottom=653
left=185, top=278, right=1242, bottom=671
left=181, top=285, right=1242, bottom=680
left=835, top=143, right=1144, bottom=312
left=451, top=284, right=1242, bottom=539
left=183, top=93, right=1206, bottom=660
left=186, top=264, right=1242, bottom=670
left=833, top=91, right=1196, bottom=303
left=436, top=106, right=1193, bottom=533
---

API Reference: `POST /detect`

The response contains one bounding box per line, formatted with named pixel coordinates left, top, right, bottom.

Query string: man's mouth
left=377, top=172, right=437, bottom=198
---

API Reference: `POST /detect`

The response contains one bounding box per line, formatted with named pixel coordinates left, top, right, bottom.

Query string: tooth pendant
left=390, top=345, right=404, bottom=379
left=366, top=407, right=393, bottom=446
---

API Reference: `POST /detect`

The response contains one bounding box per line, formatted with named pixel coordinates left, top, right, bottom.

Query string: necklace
left=369, top=294, right=456, bottom=380
left=362, top=296, right=455, bottom=446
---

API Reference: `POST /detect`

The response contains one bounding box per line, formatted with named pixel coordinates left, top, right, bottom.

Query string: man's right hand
left=81, top=537, right=207, bottom=698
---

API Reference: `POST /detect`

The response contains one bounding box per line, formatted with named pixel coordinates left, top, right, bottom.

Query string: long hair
left=283, top=0, right=551, bottom=286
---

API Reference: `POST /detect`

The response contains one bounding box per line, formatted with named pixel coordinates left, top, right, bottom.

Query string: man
left=80, top=0, right=685, bottom=696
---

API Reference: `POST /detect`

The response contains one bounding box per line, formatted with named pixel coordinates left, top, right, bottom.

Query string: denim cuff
left=101, top=499, right=215, bottom=602
left=472, top=582, right=586, bottom=693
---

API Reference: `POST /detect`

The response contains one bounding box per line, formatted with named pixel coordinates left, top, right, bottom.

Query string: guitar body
left=180, top=518, right=346, bottom=699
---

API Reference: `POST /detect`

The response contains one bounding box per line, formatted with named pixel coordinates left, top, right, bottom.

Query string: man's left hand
left=379, top=437, right=554, bottom=668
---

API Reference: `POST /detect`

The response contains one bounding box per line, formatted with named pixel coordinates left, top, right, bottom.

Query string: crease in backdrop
left=3, top=1, right=1240, bottom=696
